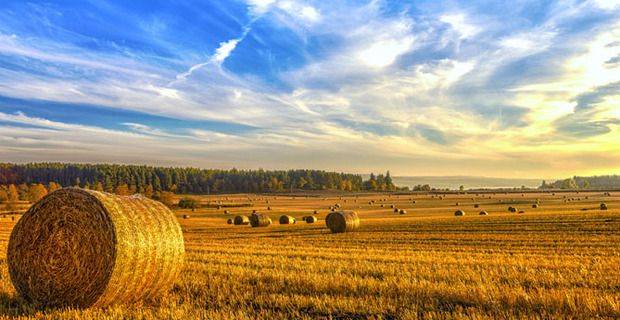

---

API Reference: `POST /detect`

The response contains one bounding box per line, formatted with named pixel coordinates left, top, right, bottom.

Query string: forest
left=540, top=175, right=620, bottom=189
left=0, top=163, right=398, bottom=199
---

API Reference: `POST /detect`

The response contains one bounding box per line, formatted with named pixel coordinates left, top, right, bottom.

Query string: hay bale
left=518, top=210, right=525, bottom=214
left=182, top=214, right=190, bottom=219
left=508, top=206, right=517, bottom=213
left=279, top=215, right=295, bottom=224
left=454, top=210, right=465, bottom=216
left=224, top=210, right=230, bottom=214
left=7, top=188, right=184, bottom=308
left=532, top=204, right=539, bottom=208
left=600, top=203, right=608, bottom=210
left=234, top=215, right=250, bottom=225
left=479, top=211, right=488, bottom=215
left=304, top=216, right=318, bottom=223
left=325, top=211, right=360, bottom=233
left=474, top=204, right=479, bottom=208
left=226, top=218, right=233, bottom=224
left=249, top=213, right=271, bottom=227
left=399, top=209, right=407, bottom=215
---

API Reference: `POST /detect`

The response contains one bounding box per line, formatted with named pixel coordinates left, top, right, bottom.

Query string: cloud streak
left=0, top=0, right=618, bottom=177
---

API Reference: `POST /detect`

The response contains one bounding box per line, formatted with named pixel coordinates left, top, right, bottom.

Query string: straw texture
left=249, top=213, right=271, bottom=227
left=304, top=216, right=317, bottom=223
left=325, top=211, right=360, bottom=233
left=7, top=188, right=184, bottom=308
left=279, top=215, right=295, bottom=224
left=233, top=215, right=250, bottom=225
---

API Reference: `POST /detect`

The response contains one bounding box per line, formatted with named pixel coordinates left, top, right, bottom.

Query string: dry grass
left=0, top=191, right=618, bottom=319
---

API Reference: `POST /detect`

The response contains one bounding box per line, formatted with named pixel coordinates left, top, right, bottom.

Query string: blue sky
left=0, top=0, right=618, bottom=178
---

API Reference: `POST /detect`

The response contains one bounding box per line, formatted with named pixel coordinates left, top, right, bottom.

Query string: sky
left=0, top=0, right=619, bottom=179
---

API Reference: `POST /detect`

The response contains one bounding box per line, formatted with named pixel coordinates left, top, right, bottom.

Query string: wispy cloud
left=0, top=0, right=618, bottom=177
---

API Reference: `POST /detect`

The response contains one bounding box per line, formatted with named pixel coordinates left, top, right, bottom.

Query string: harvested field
left=0, top=191, right=617, bottom=318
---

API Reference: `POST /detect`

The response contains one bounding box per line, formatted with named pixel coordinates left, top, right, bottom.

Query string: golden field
left=0, top=191, right=618, bottom=319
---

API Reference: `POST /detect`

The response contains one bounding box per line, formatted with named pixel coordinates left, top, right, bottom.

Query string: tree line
left=0, top=163, right=399, bottom=201
left=540, top=175, right=620, bottom=190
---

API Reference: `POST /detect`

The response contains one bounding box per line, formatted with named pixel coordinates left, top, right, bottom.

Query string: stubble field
left=0, top=191, right=618, bottom=319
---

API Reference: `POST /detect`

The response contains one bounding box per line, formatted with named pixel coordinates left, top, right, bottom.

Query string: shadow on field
left=0, top=291, right=39, bottom=317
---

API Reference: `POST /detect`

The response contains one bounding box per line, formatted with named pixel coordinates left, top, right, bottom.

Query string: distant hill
left=391, top=176, right=542, bottom=190
left=541, top=175, right=620, bottom=189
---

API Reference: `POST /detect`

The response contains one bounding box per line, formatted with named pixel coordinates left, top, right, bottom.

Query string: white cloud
left=357, top=36, right=415, bottom=68
left=212, top=39, right=241, bottom=64
left=440, top=13, right=480, bottom=40
left=1, top=1, right=619, bottom=176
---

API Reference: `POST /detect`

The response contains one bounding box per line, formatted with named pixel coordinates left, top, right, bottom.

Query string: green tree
left=114, top=184, right=130, bottom=196
left=0, top=189, right=8, bottom=203
left=93, top=181, right=104, bottom=191
left=178, top=197, right=199, bottom=209
left=48, top=182, right=61, bottom=192
left=143, top=184, right=154, bottom=198
left=28, top=184, right=48, bottom=202
left=7, top=184, right=18, bottom=202
left=158, top=191, right=175, bottom=207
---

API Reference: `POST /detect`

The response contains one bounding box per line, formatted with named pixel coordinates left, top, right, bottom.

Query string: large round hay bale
left=479, top=211, right=488, bottom=216
left=454, top=210, right=465, bottom=216
left=279, top=215, right=295, bottom=224
left=234, top=215, right=250, bottom=225
left=532, top=204, right=539, bottom=208
left=249, top=213, right=271, bottom=227
left=600, top=203, right=608, bottom=210
left=227, top=218, right=233, bottom=224
left=508, top=206, right=517, bottom=213
left=399, top=209, right=407, bottom=215
left=304, top=216, right=318, bottom=223
left=325, top=211, right=360, bottom=233
left=7, top=188, right=184, bottom=308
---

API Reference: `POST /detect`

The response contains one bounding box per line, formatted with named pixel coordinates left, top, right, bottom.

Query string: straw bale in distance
left=234, top=215, right=250, bottom=225
left=304, top=216, right=317, bottom=223
left=600, top=203, right=608, bottom=210
left=7, top=188, right=184, bottom=308
left=479, top=211, right=488, bottom=215
left=249, top=213, right=271, bottom=227
left=325, top=211, right=360, bottom=233
left=454, top=210, right=465, bottom=216
left=226, top=218, right=233, bottom=224
left=279, top=215, right=295, bottom=224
